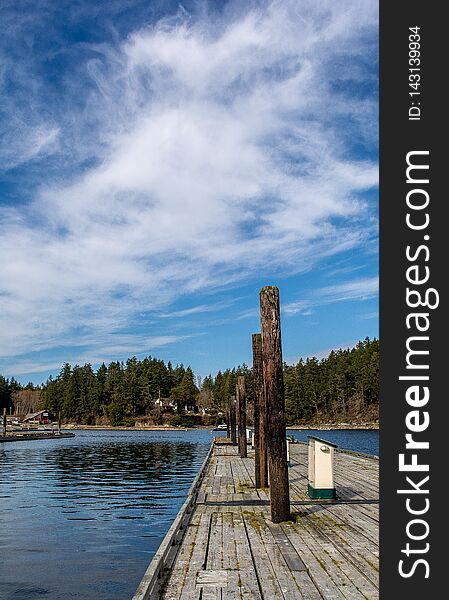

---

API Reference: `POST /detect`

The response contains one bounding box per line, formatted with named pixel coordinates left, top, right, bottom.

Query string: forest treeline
left=1, top=337, right=378, bottom=425
left=208, top=337, right=379, bottom=424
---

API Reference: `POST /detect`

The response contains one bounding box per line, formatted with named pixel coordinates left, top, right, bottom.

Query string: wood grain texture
left=260, top=286, right=290, bottom=523
left=155, top=442, right=379, bottom=600
left=252, top=333, right=267, bottom=489
left=237, top=376, right=247, bottom=458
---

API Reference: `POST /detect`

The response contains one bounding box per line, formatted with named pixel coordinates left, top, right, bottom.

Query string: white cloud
left=283, top=276, right=379, bottom=315
left=318, top=277, right=379, bottom=302
left=158, top=298, right=239, bottom=319
left=0, top=122, right=60, bottom=169
left=0, top=0, right=378, bottom=364
left=1, top=333, right=194, bottom=377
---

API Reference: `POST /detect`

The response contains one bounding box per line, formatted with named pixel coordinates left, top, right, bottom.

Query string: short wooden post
left=237, top=376, right=247, bottom=458
left=229, top=396, right=237, bottom=445
left=2, top=407, right=6, bottom=437
left=252, top=333, right=268, bottom=488
left=260, top=286, right=290, bottom=523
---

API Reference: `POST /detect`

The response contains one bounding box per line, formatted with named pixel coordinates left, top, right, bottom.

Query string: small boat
left=213, top=423, right=227, bottom=431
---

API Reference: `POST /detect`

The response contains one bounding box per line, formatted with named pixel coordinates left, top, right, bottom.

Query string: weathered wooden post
left=252, top=333, right=268, bottom=488
left=260, top=286, right=290, bottom=523
left=2, top=407, right=6, bottom=437
left=229, top=395, right=237, bottom=445
left=226, top=410, right=230, bottom=439
left=237, top=376, right=247, bottom=458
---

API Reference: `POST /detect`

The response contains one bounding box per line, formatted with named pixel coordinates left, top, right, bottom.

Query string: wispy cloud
left=283, top=276, right=378, bottom=316
left=1, top=333, right=196, bottom=377
left=0, top=0, right=378, bottom=369
left=319, top=277, right=379, bottom=302
left=359, top=311, right=379, bottom=320
left=0, top=124, right=60, bottom=170
left=157, top=298, right=239, bottom=319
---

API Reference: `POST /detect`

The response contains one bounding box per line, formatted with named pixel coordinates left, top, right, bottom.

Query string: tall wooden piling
left=2, top=407, right=6, bottom=437
left=237, top=376, right=247, bottom=458
left=226, top=411, right=230, bottom=438
left=229, top=395, right=237, bottom=445
left=260, top=286, right=290, bottom=523
left=252, top=333, right=267, bottom=488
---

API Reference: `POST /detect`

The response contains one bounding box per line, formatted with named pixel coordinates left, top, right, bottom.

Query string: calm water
left=288, top=428, right=379, bottom=456
left=0, top=430, right=214, bottom=600
left=0, top=428, right=378, bottom=600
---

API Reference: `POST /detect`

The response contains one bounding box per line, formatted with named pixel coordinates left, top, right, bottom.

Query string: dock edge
left=132, top=441, right=215, bottom=600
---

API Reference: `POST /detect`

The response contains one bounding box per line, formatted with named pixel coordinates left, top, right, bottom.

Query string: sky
left=0, top=0, right=378, bottom=385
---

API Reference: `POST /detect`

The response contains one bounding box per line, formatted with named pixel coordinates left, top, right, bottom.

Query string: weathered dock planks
left=134, top=441, right=379, bottom=600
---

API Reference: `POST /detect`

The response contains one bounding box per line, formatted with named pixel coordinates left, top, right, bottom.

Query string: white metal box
left=308, top=436, right=338, bottom=499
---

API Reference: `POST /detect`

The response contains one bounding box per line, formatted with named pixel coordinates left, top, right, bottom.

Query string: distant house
left=22, top=410, right=55, bottom=425
left=154, top=398, right=176, bottom=411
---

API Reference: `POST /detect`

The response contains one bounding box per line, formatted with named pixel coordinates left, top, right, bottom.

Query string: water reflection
left=0, top=430, right=211, bottom=600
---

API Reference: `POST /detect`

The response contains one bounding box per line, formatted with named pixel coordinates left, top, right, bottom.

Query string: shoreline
left=62, top=423, right=379, bottom=431
left=63, top=424, right=187, bottom=431
left=286, top=423, right=379, bottom=430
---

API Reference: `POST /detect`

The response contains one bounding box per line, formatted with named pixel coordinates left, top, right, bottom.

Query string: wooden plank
left=163, top=512, right=202, bottom=600
left=241, top=512, right=285, bottom=599
left=266, top=522, right=307, bottom=572
left=158, top=440, right=379, bottom=600
left=232, top=512, right=262, bottom=600
left=206, top=512, right=223, bottom=571
left=298, top=516, right=378, bottom=599
left=250, top=514, right=306, bottom=600
left=221, top=512, right=243, bottom=600
left=197, top=570, right=229, bottom=585
left=280, top=524, right=348, bottom=600
left=182, top=511, right=213, bottom=599
left=290, top=571, right=323, bottom=600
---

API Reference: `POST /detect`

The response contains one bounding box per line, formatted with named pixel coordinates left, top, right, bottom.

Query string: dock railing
left=132, top=441, right=215, bottom=600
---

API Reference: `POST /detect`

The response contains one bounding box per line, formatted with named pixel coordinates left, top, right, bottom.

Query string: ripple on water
left=0, top=430, right=212, bottom=600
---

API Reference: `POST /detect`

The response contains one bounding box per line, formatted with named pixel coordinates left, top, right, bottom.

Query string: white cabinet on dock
left=308, top=436, right=338, bottom=499
left=246, top=428, right=254, bottom=446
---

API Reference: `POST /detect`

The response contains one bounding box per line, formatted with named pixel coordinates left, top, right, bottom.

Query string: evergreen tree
left=32, top=337, right=379, bottom=426
left=0, top=375, right=13, bottom=411
left=170, top=368, right=199, bottom=413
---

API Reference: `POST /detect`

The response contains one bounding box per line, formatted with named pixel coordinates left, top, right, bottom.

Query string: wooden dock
left=0, top=432, right=75, bottom=443
left=134, top=440, right=379, bottom=600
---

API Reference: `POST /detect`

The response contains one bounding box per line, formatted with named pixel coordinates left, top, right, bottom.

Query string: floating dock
left=0, top=432, right=75, bottom=443
left=134, top=439, right=379, bottom=599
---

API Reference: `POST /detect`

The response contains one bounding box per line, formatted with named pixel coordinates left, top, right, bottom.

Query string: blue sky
left=0, top=0, right=378, bottom=385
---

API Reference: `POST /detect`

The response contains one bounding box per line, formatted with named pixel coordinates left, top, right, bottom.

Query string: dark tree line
left=203, top=337, right=379, bottom=425
left=283, top=337, right=379, bottom=424
left=42, top=358, right=199, bottom=425
left=2, top=337, right=378, bottom=425
left=0, top=375, right=22, bottom=412
left=203, top=364, right=254, bottom=409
